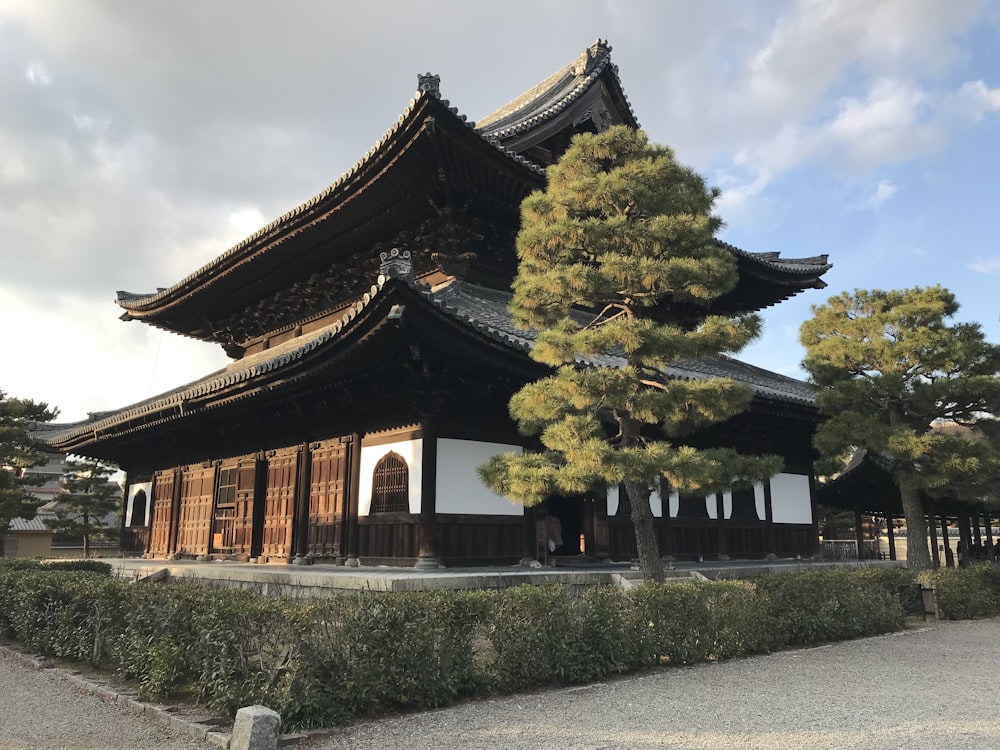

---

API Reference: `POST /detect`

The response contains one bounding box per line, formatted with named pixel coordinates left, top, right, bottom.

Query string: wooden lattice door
left=176, top=466, right=214, bottom=556
left=308, top=440, right=348, bottom=557
left=148, top=470, right=177, bottom=557
left=262, top=450, right=299, bottom=560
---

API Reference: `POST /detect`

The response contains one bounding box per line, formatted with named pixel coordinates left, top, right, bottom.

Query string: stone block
left=231, top=705, right=281, bottom=750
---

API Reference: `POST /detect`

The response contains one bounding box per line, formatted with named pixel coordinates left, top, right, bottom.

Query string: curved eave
left=116, top=92, right=544, bottom=341
left=476, top=39, right=639, bottom=148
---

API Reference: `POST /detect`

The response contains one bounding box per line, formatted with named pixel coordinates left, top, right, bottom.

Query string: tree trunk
left=898, top=485, right=932, bottom=572
left=625, top=480, right=665, bottom=581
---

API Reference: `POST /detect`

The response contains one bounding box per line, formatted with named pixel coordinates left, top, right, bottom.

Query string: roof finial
left=417, top=73, right=441, bottom=97
left=378, top=248, right=414, bottom=284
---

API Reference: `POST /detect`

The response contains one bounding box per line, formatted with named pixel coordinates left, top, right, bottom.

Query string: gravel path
left=307, top=617, right=1000, bottom=750
left=0, top=653, right=211, bottom=750
left=2, top=618, right=998, bottom=749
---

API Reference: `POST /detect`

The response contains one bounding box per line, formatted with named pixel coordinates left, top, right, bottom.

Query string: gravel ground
left=307, top=617, right=1000, bottom=750
left=2, top=618, right=998, bottom=750
left=0, top=653, right=211, bottom=750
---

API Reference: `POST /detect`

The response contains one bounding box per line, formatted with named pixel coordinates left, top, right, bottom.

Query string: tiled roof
left=8, top=512, right=57, bottom=533
left=116, top=89, right=543, bottom=315
left=38, top=274, right=817, bottom=450
left=477, top=39, right=638, bottom=141
left=720, top=241, right=831, bottom=278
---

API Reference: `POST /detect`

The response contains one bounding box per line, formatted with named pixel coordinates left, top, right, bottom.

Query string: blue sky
left=1, top=1, right=999, bottom=422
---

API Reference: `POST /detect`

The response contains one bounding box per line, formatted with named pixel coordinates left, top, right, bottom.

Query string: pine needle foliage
left=0, top=390, right=58, bottom=550
left=479, top=127, right=782, bottom=581
left=800, top=286, right=1000, bottom=571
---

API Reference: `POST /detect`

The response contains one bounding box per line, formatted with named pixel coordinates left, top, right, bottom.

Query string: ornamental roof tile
left=476, top=39, right=639, bottom=140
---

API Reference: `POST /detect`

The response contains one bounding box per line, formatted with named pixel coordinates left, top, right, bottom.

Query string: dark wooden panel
left=262, top=451, right=298, bottom=560
left=148, top=470, right=176, bottom=557
left=176, top=466, right=214, bottom=556
left=308, top=441, right=348, bottom=557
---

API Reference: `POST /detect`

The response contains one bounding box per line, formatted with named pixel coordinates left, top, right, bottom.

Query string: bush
left=0, top=562, right=967, bottom=732
left=921, top=563, right=1000, bottom=619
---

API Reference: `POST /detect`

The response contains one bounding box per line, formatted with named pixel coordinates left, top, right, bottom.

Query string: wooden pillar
left=985, top=514, right=995, bottom=559
left=941, top=515, right=954, bottom=567
left=808, top=474, right=820, bottom=558
left=715, top=492, right=728, bottom=561
left=958, top=514, right=973, bottom=567
left=345, top=433, right=362, bottom=566
left=854, top=510, right=865, bottom=560
left=763, top=480, right=776, bottom=557
left=415, top=420, right=441, bottom=568
left=660, top=487, right=673, bottom=562
left=292, top=443, right=311, bottom=562
left=168, top=468, right=182, bottom=557
left=118, top=470, right=130, bottom=554
left=250, top=455, right=267, bottom=560
left=886, top=517, right=897, bottom=561
left=973, top=515, right=983, bottom=548
left=927, top=501, right=940, bottom=568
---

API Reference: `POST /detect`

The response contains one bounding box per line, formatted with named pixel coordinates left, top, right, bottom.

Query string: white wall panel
left=436, top=439, right=524, bottom=515
left=769, top=473, right=813, bottom=524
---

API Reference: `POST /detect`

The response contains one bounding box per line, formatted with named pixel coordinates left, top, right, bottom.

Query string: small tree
left=479, top=126, right=782, bottom=581
left=0, top=390, right=58, bottom=555
left=800, top=286, right=1000, bottom=571
left=49, top=457, right=119, bottom=558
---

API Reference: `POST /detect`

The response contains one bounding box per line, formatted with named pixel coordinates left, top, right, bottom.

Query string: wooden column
left=927, top=501, right=940, bottom=568
left=415, top=421, right=441, bottom=568
left=958, top=514, right=973, bottom=567
left=250, top=455, right=267, bottom=560
left=660, top=489, right=673, bottom=562
left=168, top=469, right=182, bottom=557
left=345, top=433, right=362, bottom=566
left=941, top=515, right=954, bottom=567
left=763, top=480, right=776, bottom=557
left=973, top=515, right=983, bottom=548
left=854, top=510, right=865, bottom=560
left=985, top=514, right=995, bottom=559
left=886, top=517, right=897, bottom=561
left=292, top=443, right=311, bottom=563
left=715, top=492, right=728, bottom=561
left=118, top=470, right=130, bottom=554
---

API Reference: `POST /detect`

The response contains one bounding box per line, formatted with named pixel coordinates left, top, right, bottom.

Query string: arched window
left=676, top=492, right=709, bottom=518
left=615, top=485, right=633, bottom=516
left=130, top=489, right=148, bottom=527
left=370, top=452, right=409, bottom=513
left=730, top=484, right=760, bottom=521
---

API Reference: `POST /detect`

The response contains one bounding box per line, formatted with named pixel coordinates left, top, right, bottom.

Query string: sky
left=2, top=0, right=1000, bottom=423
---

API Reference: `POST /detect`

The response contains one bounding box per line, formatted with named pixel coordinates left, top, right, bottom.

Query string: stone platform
left=104, top=556, right=905, bottom=597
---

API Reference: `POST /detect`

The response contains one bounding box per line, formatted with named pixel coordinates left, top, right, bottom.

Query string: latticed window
left=676, top=492, right=709, bottom=518
left=216, top=467, right=237, bottom=507
left=730, top=484, right=760, bottom=521
left=616, top=485, right=632, bottom=516
left=370, top=452, right=409, bottom=513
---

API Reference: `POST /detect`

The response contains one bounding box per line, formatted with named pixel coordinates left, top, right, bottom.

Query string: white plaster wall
left=769, top=473, right=813, bottom=524
left=125, top=482, right=152, bottom=527
left=606, top=483, right=664, bottom=517
left=436, top=439, right=524, bottom=515
left=358, top=439, right=422, bottom=516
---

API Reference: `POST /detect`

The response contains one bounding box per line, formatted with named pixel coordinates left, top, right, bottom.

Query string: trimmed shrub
left=922, top=563, right=1000, bottom=619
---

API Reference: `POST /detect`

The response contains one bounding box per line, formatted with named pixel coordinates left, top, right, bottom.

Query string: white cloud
left=866, top=179, right=897, bottom=208
left=953, top=80, right=1000, bottom=119
left=24, top=61, right=51, bottom=85
left=968, top=257, right=1000, bottom=274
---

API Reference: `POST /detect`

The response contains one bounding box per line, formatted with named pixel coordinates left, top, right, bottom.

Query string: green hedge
left=921, top=562, right=1000, bottom=619
left=5, top=562, right=996, bottom=731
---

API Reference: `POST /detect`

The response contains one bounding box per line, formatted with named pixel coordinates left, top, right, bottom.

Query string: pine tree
left=0, top=390, right=58, bottom=554
left=479, top=126, right=782, bottom=581
left=800, top=286, right=1000, bottom=571
left=49, top=457, right=119, bottom=558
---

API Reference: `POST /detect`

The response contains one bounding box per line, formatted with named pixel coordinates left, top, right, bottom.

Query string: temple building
left=34, top=41, right=831, bottom=567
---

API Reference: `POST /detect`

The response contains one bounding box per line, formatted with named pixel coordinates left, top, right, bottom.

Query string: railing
left=819, top=539, right=878, bottom=560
